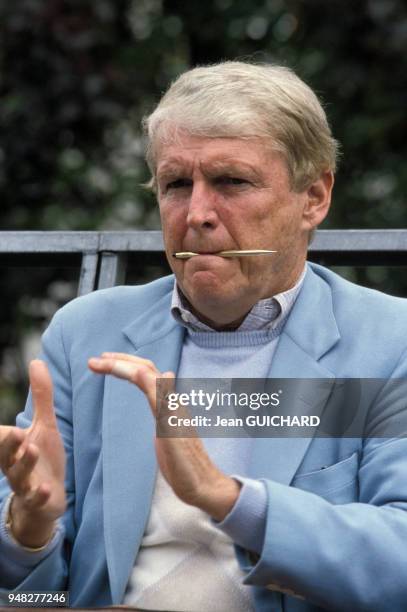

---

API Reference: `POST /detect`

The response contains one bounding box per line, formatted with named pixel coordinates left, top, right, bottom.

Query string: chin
left=184, top=273, right=230, bottom=304
left=188, top=268, right=222, bottom=285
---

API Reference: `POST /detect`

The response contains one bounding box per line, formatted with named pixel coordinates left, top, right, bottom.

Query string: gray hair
left=143, top=61, right=340, bottom=192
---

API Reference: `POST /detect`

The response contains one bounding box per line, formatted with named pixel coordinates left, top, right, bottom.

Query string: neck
left=187, top=304, right=248, bottom=331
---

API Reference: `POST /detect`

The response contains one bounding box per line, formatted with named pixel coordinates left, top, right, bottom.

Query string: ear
left=302, top=171, right=334, bottom=231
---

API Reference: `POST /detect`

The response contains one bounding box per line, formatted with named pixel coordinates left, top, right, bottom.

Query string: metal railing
left=1, top=230, right=407, bottom=296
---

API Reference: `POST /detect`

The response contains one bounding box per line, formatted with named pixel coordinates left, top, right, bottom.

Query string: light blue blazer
left=1, top=262, right=407, bottom=611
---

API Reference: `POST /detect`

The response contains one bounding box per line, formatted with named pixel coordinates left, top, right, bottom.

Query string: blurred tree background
left=1, top=0, right=406, bottom=420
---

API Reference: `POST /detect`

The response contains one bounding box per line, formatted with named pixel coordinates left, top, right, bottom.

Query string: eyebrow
left=204, top=160, right=261, bottom=180
left=156, top=159, right=192, bottom=180
left=157, top=157, right=262, bottom=181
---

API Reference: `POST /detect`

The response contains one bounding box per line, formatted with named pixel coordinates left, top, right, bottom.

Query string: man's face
left=156, top=134, right=327, bottom=328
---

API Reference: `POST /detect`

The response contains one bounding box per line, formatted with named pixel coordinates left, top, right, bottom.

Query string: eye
left=216, top=176, right=249, bottom=186
left=166, top=178, right=193, bottom=190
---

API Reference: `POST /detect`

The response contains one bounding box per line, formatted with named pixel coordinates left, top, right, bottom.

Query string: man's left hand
left=88, top=352, right=240, bottom=521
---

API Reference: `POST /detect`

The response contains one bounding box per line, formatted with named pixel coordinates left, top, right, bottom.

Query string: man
left=1, top=61, right=407, bottom=611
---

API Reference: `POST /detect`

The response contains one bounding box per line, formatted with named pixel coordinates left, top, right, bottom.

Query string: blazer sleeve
left=0, top=311, right=76, bottom=594
left=238, top=349, right=407, bottom=611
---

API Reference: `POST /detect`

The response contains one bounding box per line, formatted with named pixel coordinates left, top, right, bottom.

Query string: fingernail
left=89, top=358, right=102, bottom=366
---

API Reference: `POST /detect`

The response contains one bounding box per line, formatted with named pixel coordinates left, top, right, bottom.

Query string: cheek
left=160, top=206, right=187, bottom=242
left=221, top=194, right=277, bottom=232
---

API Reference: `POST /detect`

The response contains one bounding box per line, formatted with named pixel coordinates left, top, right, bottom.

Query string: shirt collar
left=171, top=264, right=307, bottom=332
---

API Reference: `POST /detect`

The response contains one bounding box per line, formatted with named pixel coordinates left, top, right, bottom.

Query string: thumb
left=29, top=360, right=56, bottom=427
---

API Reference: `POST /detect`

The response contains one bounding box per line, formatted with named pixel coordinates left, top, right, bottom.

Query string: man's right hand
left=0, top=360, right=66, bottom=548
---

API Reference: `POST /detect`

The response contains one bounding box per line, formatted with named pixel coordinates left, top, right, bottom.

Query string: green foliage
left=1, top=0, right=406, bottom=231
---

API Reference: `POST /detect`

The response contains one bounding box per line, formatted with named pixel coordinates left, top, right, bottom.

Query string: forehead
left=156, top=134, right=273, bottom=174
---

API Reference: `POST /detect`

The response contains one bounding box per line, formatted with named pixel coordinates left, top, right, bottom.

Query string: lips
left=183, top=248, right=228, bottom=255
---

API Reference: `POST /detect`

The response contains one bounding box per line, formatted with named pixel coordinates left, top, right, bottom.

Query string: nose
left=186, top=181, right=219, bottom=231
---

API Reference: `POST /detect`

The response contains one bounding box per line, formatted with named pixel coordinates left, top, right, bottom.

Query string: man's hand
left=0, top=360, right=66, bottom=548
left=88, top=353, right=240, bottom=521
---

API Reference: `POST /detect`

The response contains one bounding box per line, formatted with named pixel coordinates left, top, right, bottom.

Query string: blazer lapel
left=249, top=264, right=340, bottom=486
left=102, top=287, right=184, bottom=603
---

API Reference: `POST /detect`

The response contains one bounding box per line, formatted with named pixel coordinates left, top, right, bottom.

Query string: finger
left=89, top=357, right=160, bottom=415
left=29, top=360, right=56, bottom=427
left=91, top=357, right=158, bottom=389
left=6, top=443, right=39, bottom=496
left=0, top=428, right=26, bottom=471
left=89, top=356, right=161, bottom=384
left=101, top=353, right=159, bottom=373
left=88, top=357, right=135, bottom=380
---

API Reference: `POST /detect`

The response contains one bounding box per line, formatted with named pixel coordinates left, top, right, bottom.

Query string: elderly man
left=1, top=61, right=407, bottom=612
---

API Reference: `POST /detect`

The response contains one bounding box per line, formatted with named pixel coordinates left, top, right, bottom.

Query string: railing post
left=78, top=252, right=99, bottom=295
left=97, top=252, right=127, bottom=289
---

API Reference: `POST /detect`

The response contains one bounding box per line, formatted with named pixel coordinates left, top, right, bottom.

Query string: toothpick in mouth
left=173, top=249, right=277, bottom=259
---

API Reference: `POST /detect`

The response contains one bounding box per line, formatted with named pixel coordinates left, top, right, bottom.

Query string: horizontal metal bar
left=1, top=230, right=407, bottom=255
left=309, top=230, right=407, bottom=252
left=0, top=231, right=165, bottom=254
left=0, top=232, right=100, bottom=253
left=98, top=231, right=164, bottom=252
